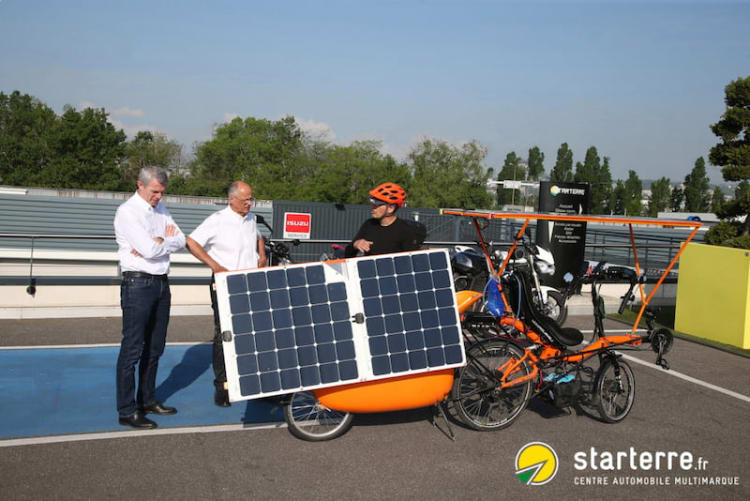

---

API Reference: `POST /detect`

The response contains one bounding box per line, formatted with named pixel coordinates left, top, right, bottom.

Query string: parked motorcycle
left=450, top=240, right=568, bottom=325
left=265, top=238, right=296, bottom=265
left=255, top=214, right=298, bottom=265
left=450, top=245, right=489, bottom=293
left=498, top=242, right=568, bottom=325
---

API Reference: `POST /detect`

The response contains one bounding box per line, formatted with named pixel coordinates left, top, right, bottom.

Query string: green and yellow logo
left=515, top=442, right=559, bottom=485
left=549, top=185, right=560, bottom=196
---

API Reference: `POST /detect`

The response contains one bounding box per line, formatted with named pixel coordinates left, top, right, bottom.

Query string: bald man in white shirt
left=186, top=181, right=267, bottom=406
left=114, top=166, right=186, bottom=429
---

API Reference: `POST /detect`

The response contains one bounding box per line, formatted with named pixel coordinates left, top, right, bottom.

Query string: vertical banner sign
left=536, top=182, right=590, bottom=288
left=283, top=212, right=312, bottom=239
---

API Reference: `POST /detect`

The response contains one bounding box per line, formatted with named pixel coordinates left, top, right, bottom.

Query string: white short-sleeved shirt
left=189, top=206, right=261, bottom=270
left=114, top=192, right=185, bottom=274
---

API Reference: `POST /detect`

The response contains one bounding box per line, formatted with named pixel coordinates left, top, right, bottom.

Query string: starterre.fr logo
left=515, top=442, right=559, bottom=485
left=549, top=185, right=561, bottom=196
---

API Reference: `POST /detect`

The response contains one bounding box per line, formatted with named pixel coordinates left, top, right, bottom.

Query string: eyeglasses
left=369, top=197, right=388, bottom=207
left=236, top=197, right=256, bottom=204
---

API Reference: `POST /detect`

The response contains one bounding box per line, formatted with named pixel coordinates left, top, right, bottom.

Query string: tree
left=549, top=142, right=573, bottom=182
left=527, top=146, right=544, bottom=180
left=573, top=146, right=612, bottom=214
left=623, top=170, right=643, bottom=216
left=574, top=146, right=599, bottom=185
left=42, top=105, right=127, bottom=190
left=670, top=185, right=684, bottom=212
left=301, top=140, right=410, bottom=204
left=407, top=138, right=493, bottom=209
left=736, top=180, right=750, bottom=200
left=190, top=116, right=305, bottom=197
left=0, top=91, right=57, bottom=186
left=612, top=180, right=626, bottom=215
left=0, top=93, right=128, bottom=190
left=120, top=131, right=183, bottom=189
left=706, top=76, right=750, bottom=248
left=711, top=187, right=725, bottom=213
left=496, top=151, right=525, bottom=206
left=595, top=156, right=614, bottom=214
left=647, top=177, right=671, bottom=217
left=683, top=157, right=711, bottom=212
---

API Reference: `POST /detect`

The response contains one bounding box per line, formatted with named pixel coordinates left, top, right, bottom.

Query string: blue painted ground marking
left=0, top=345, right=283, bottom=440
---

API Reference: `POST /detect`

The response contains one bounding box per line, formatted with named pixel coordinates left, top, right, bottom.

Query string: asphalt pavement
left=0, top=314, right=748, bottom=501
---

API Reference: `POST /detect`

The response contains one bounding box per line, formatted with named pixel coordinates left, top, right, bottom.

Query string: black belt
left=122, top=271, right=168, bottom=280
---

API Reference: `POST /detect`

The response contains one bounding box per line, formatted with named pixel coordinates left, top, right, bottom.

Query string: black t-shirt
left=345, top=218, right=421, bottom=257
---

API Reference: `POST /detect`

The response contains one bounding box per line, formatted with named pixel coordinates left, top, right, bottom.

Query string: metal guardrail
left=0, top=233, right=687, bottom=293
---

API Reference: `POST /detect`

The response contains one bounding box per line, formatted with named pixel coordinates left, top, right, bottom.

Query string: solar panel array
left=224, top=264, right=357, bottom=397
left=358, top=252, right=463, bottom=376
left=216, top=249, right=465, bottom=401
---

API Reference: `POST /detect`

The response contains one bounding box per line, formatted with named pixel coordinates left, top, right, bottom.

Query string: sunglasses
left=369, top=198, right=390, bottom=207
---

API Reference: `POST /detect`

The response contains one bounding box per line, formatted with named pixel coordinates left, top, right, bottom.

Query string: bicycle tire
left=453, top=339, right=532, bottom=431
left=594, top=358, right=635, bottom=423
left=283, top=391, right=354, bottom=441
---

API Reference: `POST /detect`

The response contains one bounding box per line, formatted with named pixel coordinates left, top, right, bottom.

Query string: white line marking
left=0, top=422, right=286, bottom=448
left=0, top=342, right=210, bottom=350
left=620, top=354, right=750, bottom=404
left=578, top=330, right=750, bottom=404
left=580, top=329, right=646, bottom=334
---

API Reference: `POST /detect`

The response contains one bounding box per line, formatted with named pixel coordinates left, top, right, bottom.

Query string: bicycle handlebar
left=568, top=262, right=643, bottom=314
left=614, top=269, right=647, bottom=314
left=617, top=280, right=637, bottom=315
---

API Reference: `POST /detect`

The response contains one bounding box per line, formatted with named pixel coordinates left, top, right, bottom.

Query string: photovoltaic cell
left=217, top=250, right=465, bottom=402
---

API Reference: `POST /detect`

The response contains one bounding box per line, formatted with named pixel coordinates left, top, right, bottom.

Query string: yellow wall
left=675, top=243, right=750, bottom=349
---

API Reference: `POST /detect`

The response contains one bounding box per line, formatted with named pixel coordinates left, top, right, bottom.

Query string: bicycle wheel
left=453, top=340, right=532, bottom=431
left=594, top=358, right=635, bottom=423
left=284, top=391, right=354, bottom=441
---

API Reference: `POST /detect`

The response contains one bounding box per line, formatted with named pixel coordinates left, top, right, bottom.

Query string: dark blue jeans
left=116, top=276, right=171, bottom=417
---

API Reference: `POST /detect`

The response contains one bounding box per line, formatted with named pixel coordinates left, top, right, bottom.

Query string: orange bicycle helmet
left=369, top=182, right=407, bottom=207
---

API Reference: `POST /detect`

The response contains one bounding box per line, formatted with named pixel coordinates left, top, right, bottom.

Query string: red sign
left=283, top=212, right=312, bottom=239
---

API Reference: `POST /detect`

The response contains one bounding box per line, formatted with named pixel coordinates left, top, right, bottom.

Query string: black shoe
left=140, top=402, right=177, bottom=415
left=214, top=387, right=231, bottom=407
left=119, top=411, right=157, bottom=429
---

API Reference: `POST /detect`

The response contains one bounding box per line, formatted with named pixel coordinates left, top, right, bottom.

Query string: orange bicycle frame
left=445, top=210, right=702, bottom=389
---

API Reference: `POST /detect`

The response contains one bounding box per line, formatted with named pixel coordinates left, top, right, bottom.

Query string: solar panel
left=215, top=249, right=465, bottom=401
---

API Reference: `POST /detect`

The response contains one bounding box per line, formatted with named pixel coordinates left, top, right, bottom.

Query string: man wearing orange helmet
left=345, top=182, right=422, bottom=257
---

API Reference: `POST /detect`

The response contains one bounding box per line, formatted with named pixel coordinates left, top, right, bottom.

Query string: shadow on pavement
left=156, top=344, right=211, bottom=404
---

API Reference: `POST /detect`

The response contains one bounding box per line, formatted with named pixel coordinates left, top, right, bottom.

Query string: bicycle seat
left=528, top=312, right=584, bottom=347
left=508, top=271, right=584, bottom=348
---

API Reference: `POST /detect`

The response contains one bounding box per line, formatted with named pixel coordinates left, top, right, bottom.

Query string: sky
left=1, top=0, right=749, bottom=185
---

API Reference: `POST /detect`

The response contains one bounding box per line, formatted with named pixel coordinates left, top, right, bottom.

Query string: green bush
left=705, top=222, right=750, bottom=249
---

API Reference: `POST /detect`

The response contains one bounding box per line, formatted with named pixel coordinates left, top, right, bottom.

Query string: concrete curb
left=565, top=295, right=620, bottom=317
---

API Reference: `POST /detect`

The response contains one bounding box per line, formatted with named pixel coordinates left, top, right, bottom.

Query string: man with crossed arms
left=186, top=181, right=267, bottom=407
left=114, top=166, right=185, bottom=429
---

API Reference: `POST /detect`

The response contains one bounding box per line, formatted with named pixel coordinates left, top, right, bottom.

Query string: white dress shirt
left=189, top=206, right=260, bottom=270
left=114, top=192, right=186, bottom=274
